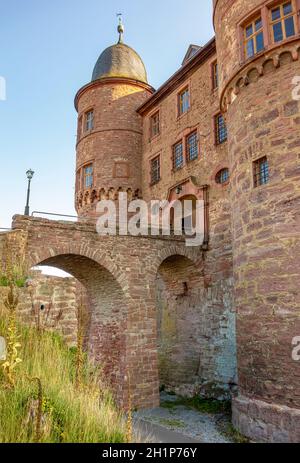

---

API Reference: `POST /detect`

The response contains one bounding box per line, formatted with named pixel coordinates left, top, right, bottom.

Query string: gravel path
left=134, top=393, right=234, bottom=443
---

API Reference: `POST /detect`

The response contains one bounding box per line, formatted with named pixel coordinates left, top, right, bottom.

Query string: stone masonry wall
left=215, top=0, right=300, bottom=442
left=75, top=81, right=152, bottom=217
left=140, top=45, right=237, bottom=398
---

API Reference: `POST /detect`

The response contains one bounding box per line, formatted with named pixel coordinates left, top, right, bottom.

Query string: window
left=84, top=164, right=93, bottom=188
left=215, top=113, right=228, bottom=145
left=150, top=111, right=160, bottom=138
left=85, top=110, right=94, bottom=131
left=173, top=141, right=184, bottom=170
left=216, top=168, right=230, bottom=184
left=186, top=131, right=199, bottom=161
left=150, top=156, right=161, bottom=185
left=77, top=115, right=83, bottom=141
left=253, top=156, right=269, bottom=187
left=178, top=87, right=190, bottom=116
left=270, top=2, right=296, bottom=43
left=212, top=61, right=219, bottom=89
left=244, top=16, right=264, bottom=59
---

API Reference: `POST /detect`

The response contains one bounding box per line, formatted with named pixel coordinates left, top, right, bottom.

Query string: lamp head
left=26, top=169, right=34, bottom=180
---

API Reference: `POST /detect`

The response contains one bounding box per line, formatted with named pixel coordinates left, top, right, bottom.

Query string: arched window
left=216, top=168, right=229, bottom=184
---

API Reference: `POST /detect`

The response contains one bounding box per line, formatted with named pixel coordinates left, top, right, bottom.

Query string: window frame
left=83, top=163, right=94, bottom=189
left=216, top=168, right=230, bottom=185
left=178, top=86, right=190, bottom=117
left=186, top=130, right=199, bottom=162
left=239, top=0, right=300, bottom=63
left=253, top=156, right=269, bottom=187
left=150, top=111, right=160, bottom=139
left=212, top=61, right=219, bottom=90
left=244, top=15, right=265, bottom=59
left=172, top=140, right=184, bottom=170
left=85, top=109, right=94, bottom=132
left=214, top=113, right=228, bottom=145
left=150, top=155, right=161, bottom=186
left=269, top=1, right=297, bottom=43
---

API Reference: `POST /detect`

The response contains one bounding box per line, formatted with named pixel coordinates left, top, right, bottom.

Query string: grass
left=0, top=275, right=26, bottom=288
left=158, top=418, right=185, bottom=429
left=218, top=422, right=250, bottom=444
left=0, top=307, right=128, bottom=443
left=161, top=396, right=231, bottom=415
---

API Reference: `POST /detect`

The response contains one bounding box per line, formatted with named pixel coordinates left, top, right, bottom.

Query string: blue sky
left=0, top=0, right=214, bottom=229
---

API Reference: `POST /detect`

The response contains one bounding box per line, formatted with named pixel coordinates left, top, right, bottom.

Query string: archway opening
left=26, top=254, right=128, bottom=400
left=155, top=254, right=205, bottom=396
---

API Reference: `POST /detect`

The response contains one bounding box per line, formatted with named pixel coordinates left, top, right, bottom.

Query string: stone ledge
left=232, top=395, right=300, bottom=443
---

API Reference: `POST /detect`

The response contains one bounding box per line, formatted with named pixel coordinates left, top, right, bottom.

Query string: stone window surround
left=170, top=127, right=200, bottom=173
left=83, top=107, right=95, bottom=133
left=149, top=153, right=161, bottom=186
left=149, top=110, right=161, bottom=140
left=212, top=165, right=230, bottom=188
left=76, top=160, right=95, bottom=191
left=238, top=0, right=300, bottom=63
left=211, top=59, right=219, bottom=91
left=177, top=84, right=191, bottom=118
left=253, top=155, right=270, bottom=188
left=213, top=111, right=228, bottom=145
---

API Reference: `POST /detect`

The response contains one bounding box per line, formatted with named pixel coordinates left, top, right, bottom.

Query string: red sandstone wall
left=141, top=52, right=237, bottom=395
left=215, top=0, right=300, bottom=442
left=75, top=82, right=152, bottom=217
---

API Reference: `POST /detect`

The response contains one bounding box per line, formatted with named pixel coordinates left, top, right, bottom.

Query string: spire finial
left=117, top=13, right=124, bottom=44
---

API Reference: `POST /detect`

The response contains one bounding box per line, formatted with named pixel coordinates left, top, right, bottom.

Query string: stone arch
left=29, top=247, right=130, bottom=404
left=154, top=252, right=206, bottom=396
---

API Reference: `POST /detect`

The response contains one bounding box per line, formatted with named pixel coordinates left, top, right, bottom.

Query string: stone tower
left=214, top=0, right=300, bottom=442
left=74, top=19, right=154, bottom=218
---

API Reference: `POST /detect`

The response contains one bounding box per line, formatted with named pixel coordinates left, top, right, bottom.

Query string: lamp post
left=24, top=169, right=34, bottom=216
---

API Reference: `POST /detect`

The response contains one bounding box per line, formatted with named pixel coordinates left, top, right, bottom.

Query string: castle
left=1, top=0, right=299, bottom=443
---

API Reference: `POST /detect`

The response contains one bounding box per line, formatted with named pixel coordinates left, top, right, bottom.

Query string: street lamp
left=24, top=169, right=34, bottom=216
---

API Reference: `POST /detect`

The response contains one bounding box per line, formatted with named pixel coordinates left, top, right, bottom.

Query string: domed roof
left=91, top=42, right=148, bottom=84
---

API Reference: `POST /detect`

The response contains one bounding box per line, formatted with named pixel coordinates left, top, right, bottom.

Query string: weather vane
left=116, top=13, right=124, bottom=43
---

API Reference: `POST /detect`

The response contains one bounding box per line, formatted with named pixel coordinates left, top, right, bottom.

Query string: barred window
left=186, top=131, right=199, bottom=161
left=270, top=1, right=296, bottom=43
left=84, top=164, right=93, bottom=188
left=85, top=110, right=94, bottom=131
left=216, top=168, right=229, bottom=184
left=253, top=156, right=269, bottom=187
left=244, top=16, right=264, bottom=59
left=178, top=87, right=190, bottom=116
left=215, top=113, right=227, bottom=145
left=150, top=111, right=160, bottom=138
left=173, top=141, right=184, bottom=170
left=150, top=156, right=160, bottom=185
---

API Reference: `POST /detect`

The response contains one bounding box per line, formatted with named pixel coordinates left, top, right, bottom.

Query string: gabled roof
left=137, top=37, right=216, bottom=116
left=182, top=44, right=202, bottom=66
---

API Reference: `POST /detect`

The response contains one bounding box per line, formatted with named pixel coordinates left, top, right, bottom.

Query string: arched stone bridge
left=11, top=215, right=204, bottom=409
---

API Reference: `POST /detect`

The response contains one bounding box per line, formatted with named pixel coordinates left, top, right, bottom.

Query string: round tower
left=74, top=19, right=154, bottom=218
left=214, top=0, right=300, bottom=442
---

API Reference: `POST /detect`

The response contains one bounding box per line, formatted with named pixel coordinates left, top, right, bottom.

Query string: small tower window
left=178, top=87, right=190, bottom=116
left=84, top=164, right=93, bottom=188
left=212, top=61, right=219, bottom=89
left=186, top=131, right=199, bottom=162
left=215, top=113, right=228, bottom=145
left=244, top=16, right=264, bottom=59
left=253, top=156, right=269, bottom=187
left=77, top=115, right=83, bottom=141
left=216, top=168, right=230, bottom=184
left=173, top=141, right=184, bottom=170
left=150, top=111, right=160, bottom=138
left=270, top=2, right=296, bottom=43
left=150, top=155, right=161, bottom=185
left=85, top=110, right=94, bottom=131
